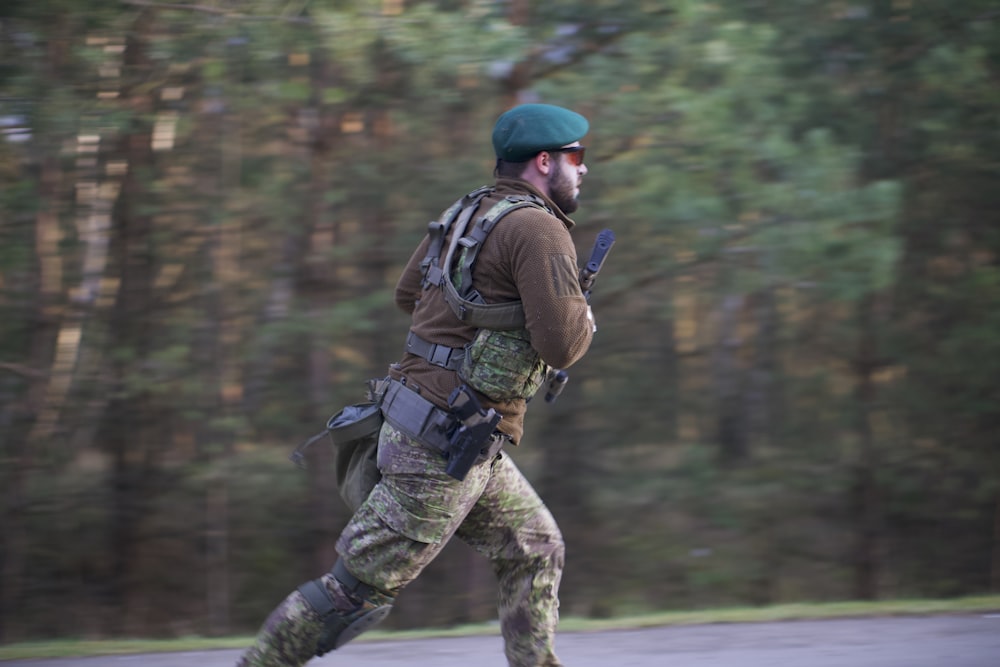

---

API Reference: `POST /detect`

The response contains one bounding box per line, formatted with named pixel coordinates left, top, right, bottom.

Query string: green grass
left=2, top=595, right=999, bottom=660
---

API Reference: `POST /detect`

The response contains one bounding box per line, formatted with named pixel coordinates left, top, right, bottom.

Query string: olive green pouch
left=459, top=328, right=548, bottom=402
left=327, top=402, right=384, bottom=512
left=290, top=378, right=387, bottom=512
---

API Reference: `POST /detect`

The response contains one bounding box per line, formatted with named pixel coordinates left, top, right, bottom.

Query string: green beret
left=492, top=103, right=589, bottom=162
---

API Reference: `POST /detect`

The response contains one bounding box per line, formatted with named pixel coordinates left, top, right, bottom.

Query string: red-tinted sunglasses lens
left=561, top=146, right=586, bottom=166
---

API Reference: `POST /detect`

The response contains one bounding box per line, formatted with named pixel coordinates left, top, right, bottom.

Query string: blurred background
left=1, top=0, right=998, bottom=644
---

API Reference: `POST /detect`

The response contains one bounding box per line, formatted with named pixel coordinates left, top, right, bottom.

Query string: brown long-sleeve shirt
left=389, top=178, right=594, bottom=443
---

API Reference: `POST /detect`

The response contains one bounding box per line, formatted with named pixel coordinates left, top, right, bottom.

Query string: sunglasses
left=548, top=145, right=586, bottom=166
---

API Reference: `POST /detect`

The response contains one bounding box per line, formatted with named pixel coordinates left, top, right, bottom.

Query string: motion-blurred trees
left=0, top=0, right=997, bottom=641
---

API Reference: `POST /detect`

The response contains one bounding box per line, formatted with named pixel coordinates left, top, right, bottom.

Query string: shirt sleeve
left=503, top=210, right=594, bottom=370
left=394, top=235, right=429, bottom=315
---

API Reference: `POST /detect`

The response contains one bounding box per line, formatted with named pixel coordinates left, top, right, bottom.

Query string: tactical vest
left=411, top=186, right=552, bottom=402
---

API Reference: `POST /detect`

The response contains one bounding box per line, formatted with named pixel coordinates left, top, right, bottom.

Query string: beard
left=547, top=163, right=580, bottom=214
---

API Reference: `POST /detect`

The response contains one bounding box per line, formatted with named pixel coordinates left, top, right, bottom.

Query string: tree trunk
left=537, top=404, right=604, bottom=616
left=98, top=8, right=158, bottom=634
left=713, top=293, right=749, bottom=463
left=749, top=287, right=782, bottom=447
left=0, top=154, right=65, bottom=640
left=851, top=296, right=882, bottom=600
left=656, top=290, right=679, bottom=443
left=991, top=492, right=1000, bottom=593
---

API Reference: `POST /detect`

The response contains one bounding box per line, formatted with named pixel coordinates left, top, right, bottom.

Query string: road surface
left=6, top=614, right=1000, bottom=666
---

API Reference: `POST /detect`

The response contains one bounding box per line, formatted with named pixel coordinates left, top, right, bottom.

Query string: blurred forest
left=1, top=0, right=998, bottom=643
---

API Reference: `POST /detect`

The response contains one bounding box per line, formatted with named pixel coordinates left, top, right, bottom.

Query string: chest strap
left=405, top=330, right=464, bottom=371
left=419, top=188, right=550, bottom=331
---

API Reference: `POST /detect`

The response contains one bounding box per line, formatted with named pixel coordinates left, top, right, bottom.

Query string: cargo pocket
left=369, top=424, right=483, bottom=545
left=365, top=473, right=461, bottom=544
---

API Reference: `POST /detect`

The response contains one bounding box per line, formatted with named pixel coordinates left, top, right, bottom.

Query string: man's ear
left=533, top=151, right=552, bottom=175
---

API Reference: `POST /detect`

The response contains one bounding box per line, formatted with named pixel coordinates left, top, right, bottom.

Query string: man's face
left=546, top=144, right=587, bottom=214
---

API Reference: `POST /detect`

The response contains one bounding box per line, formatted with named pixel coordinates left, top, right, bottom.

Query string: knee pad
left=297, top=560, right=394, bottom=656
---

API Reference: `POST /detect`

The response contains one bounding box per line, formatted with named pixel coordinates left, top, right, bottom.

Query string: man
left=238, top=102, right=596, bottom=667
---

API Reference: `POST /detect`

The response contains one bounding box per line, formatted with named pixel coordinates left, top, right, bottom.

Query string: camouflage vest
left=415, top=187, right=551, bottom=402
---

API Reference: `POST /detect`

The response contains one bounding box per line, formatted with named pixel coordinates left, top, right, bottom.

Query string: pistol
left=445, top=385, right=502, bottom=481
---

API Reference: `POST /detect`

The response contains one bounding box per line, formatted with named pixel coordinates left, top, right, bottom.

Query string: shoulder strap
left=420, top=186, right=492, bottom=290
left=453, top=195, right=547, bottom=300
left=440, top=194, right=549, bottom=330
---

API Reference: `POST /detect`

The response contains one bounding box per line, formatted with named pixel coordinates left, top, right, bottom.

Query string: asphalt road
left=6, top=614, right=1000, bottom=667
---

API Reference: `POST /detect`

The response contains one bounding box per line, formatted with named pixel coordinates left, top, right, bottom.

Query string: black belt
left=380, top=379, right=505, bottom=466
left=405, top=330, right=465, bottom=371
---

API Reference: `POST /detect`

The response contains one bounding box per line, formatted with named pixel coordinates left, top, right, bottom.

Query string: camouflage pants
left=238, top=421, right=565, bottom=667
